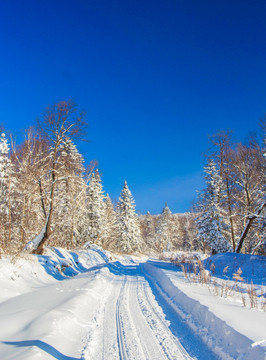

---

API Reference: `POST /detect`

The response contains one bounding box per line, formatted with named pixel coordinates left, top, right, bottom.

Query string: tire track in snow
left=116, top=275, right=147, bottom=360
left=128, top=275, right=167, bottom=360
left=100, top=275, right=123, bottom=360
left=116, top=277, right=128, bottom=360
left=115, top=265, right=193, bottom=360
left=70, top=260, right=211, bottom=359
left=138, top=278, right=193, bottom=360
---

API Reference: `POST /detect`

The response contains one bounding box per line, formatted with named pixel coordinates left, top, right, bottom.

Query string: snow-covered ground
left=0, top=247, right=265, bottom=359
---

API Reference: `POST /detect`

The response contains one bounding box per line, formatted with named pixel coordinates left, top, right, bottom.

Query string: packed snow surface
left=0, top=247, right=265, bottom=359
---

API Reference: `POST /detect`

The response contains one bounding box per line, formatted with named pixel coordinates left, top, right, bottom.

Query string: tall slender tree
left=117, top=181, right=142, bottom=253
left=52, top=137, right=87, bottom=248
left=0, top=133, right=19, bottom=253
left=102, top=194, right=119, bottom=250
left=86, top=169, right=106, bottom=246
left=141, top=211, right=156, bottom=250
left=155, top=203, right=173, bottom=251
left=196, top=159, right=232, bottom=253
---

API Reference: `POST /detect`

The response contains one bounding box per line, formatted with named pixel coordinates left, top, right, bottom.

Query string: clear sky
left=0, top=0, right=265, bottom=214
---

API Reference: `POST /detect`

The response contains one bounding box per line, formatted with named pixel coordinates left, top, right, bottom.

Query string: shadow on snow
left=1, top=340, right=80, bottom=360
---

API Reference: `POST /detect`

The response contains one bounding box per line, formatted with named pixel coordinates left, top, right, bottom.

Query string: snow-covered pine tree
left=176, top=214, right=189, bottom=250
left=0, top=133, right=10, bottom=251
left=52, top=137, right=87, bottom=248
left=0, top=133, right=10, bottom=182
left=184, top=213, right=198, bottom=251
left=116, top=181, right=142, bottom=253
left=101, top=194, right=119, bottom=250
left=86, top=169, right=106, bottom=246
left=155, top=203, right=173, bottom=251
left=141, top=211, right=156, bottom=250
left=196, top=159, right=232, bottom=253
left=0, top=133, right=19, bottom=253
left=170, top=214, right=183, bottom=250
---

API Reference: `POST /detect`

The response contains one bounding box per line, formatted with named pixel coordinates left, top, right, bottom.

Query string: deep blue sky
left=0, top=0, right=265, bottom=214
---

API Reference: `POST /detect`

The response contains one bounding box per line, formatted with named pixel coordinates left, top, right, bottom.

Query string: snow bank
left=142, top=262, right=265, bottom=360
left=0, top=246, right=108, bottom=304
left=0, top=254, right=55, bottom=304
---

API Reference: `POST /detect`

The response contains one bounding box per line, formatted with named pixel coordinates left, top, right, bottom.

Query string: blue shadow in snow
left=49, top=247, right=65, bottom=259
left=37, top=248, right=91, bottom=280
left=69, top=251, right=88, bottom=272
left=146, top=259, right=182, bottom=271
left=37, top=255, right=66, bottom=281
left=1, top=340, right=80, bottom=360
left=107, top=261, right=139, bottom=276
left=37, top=249, right=140, bottom=281
left=88, top=246, right=110, bottom=263
left=83, top=261, right=139, bottom=278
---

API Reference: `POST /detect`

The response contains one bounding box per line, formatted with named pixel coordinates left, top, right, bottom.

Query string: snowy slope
left=0, top=248, right=265, bottom=360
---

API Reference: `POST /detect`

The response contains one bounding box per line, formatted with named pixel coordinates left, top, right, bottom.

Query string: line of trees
left=0, top=101, right=146, bottom=255
left=0, top=100, right=198, bottom=257
left=0, top=101, right=264, bottom=256
left=140, top=205, right=197, bottom=253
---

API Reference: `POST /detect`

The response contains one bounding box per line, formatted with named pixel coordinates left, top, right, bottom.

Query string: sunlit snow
left=0, top=247, right=265, bottom=359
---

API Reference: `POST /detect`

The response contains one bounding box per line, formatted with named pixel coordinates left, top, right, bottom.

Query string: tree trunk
left=225, top=179, right=236, bottom=251
left=33, top=159, right=56, bottom=254
left=38, top=179, right=47, bottom=219
left=236, top=201, right=266, bottom=253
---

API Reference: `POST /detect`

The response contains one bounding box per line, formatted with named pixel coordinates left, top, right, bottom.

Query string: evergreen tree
left=0, top=133, right=10, bottom=250
left=86, top=169, right=105, bottom=245
left=196, top=159, right=232, bottom=253
left=102, top=194, right=119, bottom=250
left=117, top=181, right=142, bottom=253
left=52, top=137, right=86, bottom=248
left=0, top=133, right=19, bottom=253
left=0, top=133, right=10, bottom=180
left=141, top=211, right=156, bottom=250
left=155, top=203, right=173, bottom=251
left=170, top=214, right=183, bottom=250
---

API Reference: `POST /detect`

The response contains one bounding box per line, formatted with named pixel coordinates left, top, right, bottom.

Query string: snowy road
left=0, top=250, right=264, bottom=360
